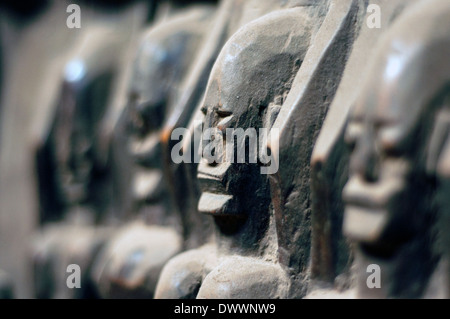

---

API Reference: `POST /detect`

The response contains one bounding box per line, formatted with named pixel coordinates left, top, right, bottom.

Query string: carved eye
left=346, top=139, right=357, bottom=153
left=201, top=105, right=207, bottom=115
left=129, top=91, right=140, bottom=102
left=217, top=116, right=234, bottom=131
left=377, top=125, right=404, bottom=158
left=216, top=108, right=232, bottom=118
left=345, top=121, right=362, bottom=152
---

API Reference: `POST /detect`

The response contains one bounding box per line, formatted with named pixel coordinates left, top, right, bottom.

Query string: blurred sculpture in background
left=0, top=270, right=13, bottom=299
left=32, top=22, right=139, bottom=299
left=0, top=0, right=448, bottom=300
left=91, top=2, right=216, bottom=298
left=342, top=0, right=450, bottom=298
left=267, top=0, right=363, bottom=298
left=307, top=0, right=421, bottom=297
left=0, top=0, right=92, bottom=298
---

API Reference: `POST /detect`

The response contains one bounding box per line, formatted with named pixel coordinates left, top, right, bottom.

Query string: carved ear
left=426, top=108, right=450, bottom=176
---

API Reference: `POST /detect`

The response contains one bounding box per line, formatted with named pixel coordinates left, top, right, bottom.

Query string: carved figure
left=156, top=3, right=328, bottom=298
left=32, top=25, right=132, bottom=299
left=92, top=5, right=215, bottom=298
left=343, top=0, right=450, bottom=298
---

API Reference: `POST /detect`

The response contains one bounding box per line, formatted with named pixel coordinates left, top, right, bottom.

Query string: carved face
left=343, top=94, right=413, bottom=248
left=56, top=58, right=115, bottom=208
left=197, top=10, right=311, bottom=233
left=127, top=39, right=170, bottom=207
left=128, top=27, right=201, bottom=207
left=342, top=37, right=441, bottom=249
left=197, top=52, right=270, bottom=220
left=128, top=39, right=171, bottom=137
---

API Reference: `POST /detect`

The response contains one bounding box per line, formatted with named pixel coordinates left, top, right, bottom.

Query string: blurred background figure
left=1, top=0, right=448, bottom=300
left=0, top=0, right=150, bottom=298
left=91, top=0, right=216, bottom=298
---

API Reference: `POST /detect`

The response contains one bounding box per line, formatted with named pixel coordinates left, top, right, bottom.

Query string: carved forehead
left=64, top=26, right=125, bottom=86
left=351, top=0, right=450, bottom=129
left=130, top=9, right=207, bottom=96
left=133, top=39, right=171, bottom=83
left=350, top=27, right=450, bottom=151
left=131, top=33, right=190, bottom=91
left=203, top=8, right=312, bottom=111
left=351, top=41, right=419, bottom=125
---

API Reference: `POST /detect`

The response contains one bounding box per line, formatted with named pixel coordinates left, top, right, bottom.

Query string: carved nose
left=201, top=113, right=224, bottom=166
left=350, top=134, right=380, bottom=182
left=197, top=159, right=232, bottom=193
left=201, top=112, right=214, bottom=153
left=201, top=134, right=219, bottom=165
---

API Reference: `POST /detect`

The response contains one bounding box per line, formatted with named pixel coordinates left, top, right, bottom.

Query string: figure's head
left=55, top=27, right=125, bottom=209
left=343, top=3, right=450, bottom=255
left=126, top=11, right=207, bottom=208
left=197, top=9, right=311, bottom=236
left=128, top=19, right=204, bottom=137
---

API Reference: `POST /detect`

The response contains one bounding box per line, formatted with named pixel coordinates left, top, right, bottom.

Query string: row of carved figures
left=13, top=0, right=450, bottom=298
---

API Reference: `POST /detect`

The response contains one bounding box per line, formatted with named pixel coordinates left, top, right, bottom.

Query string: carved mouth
left=197, top=173, right=241, bottom=216
left=343, top=205, right=388, bottom=243
left=342, top=182, right=393, bottom=243
left=129, top=131, right=164, bottom=203
left=198, top=192, right=240, bottom=216
left=342, top=175, right=405, bottom=243
left=132, top=169, right=164, bottom=203
left=197, top=159, right=243, bottom=216
left=197, top=161, right=231, bottom=194
left=129, top=133, right=161, bottom=168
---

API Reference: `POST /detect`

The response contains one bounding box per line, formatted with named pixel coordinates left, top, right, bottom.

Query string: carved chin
left=343, top=205, right=389, bottom=244
left=198, top=192, right=242, bottom=217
